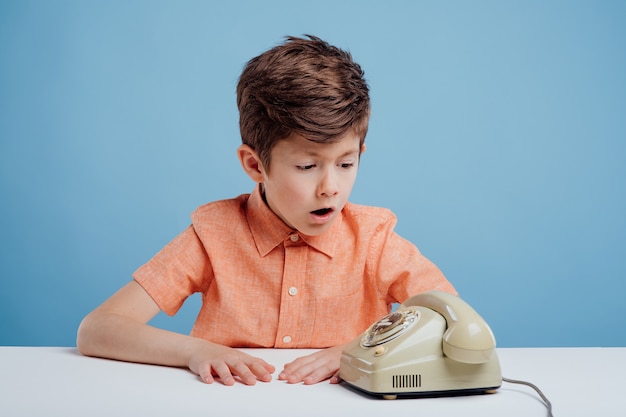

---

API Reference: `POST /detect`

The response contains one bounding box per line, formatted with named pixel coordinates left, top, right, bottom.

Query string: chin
left=299, top=223, right=333, bottom=237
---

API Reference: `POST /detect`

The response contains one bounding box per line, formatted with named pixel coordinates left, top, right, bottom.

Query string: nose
left=318, top=167, right=339, bottom=197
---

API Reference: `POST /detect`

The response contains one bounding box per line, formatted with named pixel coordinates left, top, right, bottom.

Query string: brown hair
left=236, top=35, right=370, bottom=170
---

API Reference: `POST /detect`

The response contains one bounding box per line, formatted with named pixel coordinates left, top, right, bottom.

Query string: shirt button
left=289, top=234, right=299, bottom=242
left=282, top=335, right=292, bottom=344
left=288, top=287, right=298, bottom=296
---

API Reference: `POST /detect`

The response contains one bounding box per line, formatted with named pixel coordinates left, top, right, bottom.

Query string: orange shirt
left=133, top=186, right=456, bottom=348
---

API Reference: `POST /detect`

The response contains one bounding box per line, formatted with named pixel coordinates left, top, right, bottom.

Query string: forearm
left=76, top=311, right=202, bottom=368
left=76, top=281, right=275, bottom=385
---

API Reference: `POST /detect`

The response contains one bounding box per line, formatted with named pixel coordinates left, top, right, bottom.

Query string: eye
left=339, top=162, right=355, bottom=169
left=297, top=164, right=316, bottom=171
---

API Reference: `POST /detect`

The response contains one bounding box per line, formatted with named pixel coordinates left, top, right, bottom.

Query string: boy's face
left=260, top=133, right=364, bottom=236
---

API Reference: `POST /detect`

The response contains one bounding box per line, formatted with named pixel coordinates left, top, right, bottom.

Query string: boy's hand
left=278, top=345, right=344, bottom=385
left=187, top=342, right=275, bottom=386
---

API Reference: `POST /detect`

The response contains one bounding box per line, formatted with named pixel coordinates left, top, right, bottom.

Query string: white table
left=0, top=347, right=623, bottom=416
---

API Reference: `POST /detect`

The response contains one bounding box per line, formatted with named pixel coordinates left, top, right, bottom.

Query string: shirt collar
left=247, top=185, right=340, bottom=258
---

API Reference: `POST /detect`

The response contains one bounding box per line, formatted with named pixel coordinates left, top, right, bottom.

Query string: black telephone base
left=341, top=381, right=501, bottom=400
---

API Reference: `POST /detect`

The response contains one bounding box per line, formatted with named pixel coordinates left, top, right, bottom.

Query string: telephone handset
left=339, top=290, right=502, bottom=399
left=403, top=290, right=497, bottom=364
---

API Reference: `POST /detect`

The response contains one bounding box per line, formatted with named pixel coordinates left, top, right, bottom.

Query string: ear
left=237, top=144, right=265, bottom=183
left=360, top=144, right=366, bottom=155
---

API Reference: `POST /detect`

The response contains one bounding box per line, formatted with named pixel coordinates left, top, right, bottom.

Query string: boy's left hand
left=278, top=345, right=344, bottom=385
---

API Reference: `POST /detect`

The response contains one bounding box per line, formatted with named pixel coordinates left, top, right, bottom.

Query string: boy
left=77, top=35, right=456, bottom=386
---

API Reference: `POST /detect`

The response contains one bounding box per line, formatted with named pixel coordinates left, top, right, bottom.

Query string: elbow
left=76, top=313, right=99, bottom=357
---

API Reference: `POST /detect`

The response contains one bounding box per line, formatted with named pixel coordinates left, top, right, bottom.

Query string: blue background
left=1, top=0, right=624, bottom=348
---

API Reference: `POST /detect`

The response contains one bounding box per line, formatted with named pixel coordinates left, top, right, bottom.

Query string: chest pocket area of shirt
left=306, top=270, right=368, bottom=346
left=307, top=264, right=363, bottom=299
left=309, top=286, right=369, bottom=346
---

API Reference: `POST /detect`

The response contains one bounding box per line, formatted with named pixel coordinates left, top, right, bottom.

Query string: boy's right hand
left=77, top=281, right=275, bottom=387
left=187, top=342, right=275, bottom=386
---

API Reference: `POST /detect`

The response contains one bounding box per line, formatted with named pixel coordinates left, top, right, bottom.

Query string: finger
left=281, top=354, right=316, bottom=371
left=281, top=349, right=342, bottom=384
left=236, top=351, right=276, bottom=374
left=278, top=356, right=314, bottom=381
left=302, top=366, right=336, bottom=385
left=248, top=360, right=274, bottom=382
left=212, top=362, right=236, bottom=386
left=197, top=363, right=215, bottom=384
left=329, top=370, right=342, bottom=384
left=280, top=361, right=318, bottom=384
left=230, top=361, right=258, bottom=386
left=261, top=360, right=277, bottom=374
left=279, top=345, right=343, bottom=384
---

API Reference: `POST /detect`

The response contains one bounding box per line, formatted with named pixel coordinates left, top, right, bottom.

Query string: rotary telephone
left=339, top=290, right=502, bottom=399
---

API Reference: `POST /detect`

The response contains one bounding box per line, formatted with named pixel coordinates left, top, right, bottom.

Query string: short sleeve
left=368, top=217, right=457, bottom=304
left=133, top=225, right=213, bottom=316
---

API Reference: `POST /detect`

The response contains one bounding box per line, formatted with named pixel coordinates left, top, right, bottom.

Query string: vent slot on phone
left=392, top=374, right=422, bottom=388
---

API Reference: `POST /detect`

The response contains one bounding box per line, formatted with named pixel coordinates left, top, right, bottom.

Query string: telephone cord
left=502, top=376, right=553, bottom=417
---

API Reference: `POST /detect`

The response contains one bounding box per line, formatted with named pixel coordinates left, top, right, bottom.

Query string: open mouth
left=311, top=208, right=333, bottom=216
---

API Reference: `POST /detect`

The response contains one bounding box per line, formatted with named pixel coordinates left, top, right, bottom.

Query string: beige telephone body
left=339, top=290, right=502, bottom=399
